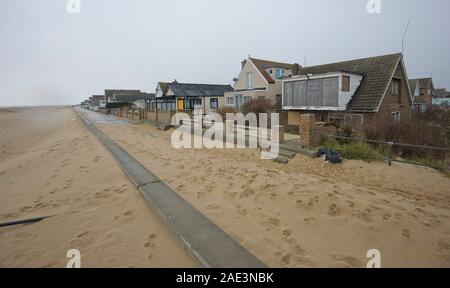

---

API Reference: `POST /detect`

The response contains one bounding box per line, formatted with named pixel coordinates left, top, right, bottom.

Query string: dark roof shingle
left=434, top=88, right=447, bottom=98
left=113, top=92, right=155, bottom=102
left=168, top=83, right=233, bottom=97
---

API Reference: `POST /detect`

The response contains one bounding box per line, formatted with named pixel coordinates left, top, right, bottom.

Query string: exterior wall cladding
left=282, top=61, right=412, bottom=131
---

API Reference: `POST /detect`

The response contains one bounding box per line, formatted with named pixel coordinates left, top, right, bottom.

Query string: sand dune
left=90, top=111, right=450, bottom=268
left=0, top=107, right=195, bottom=268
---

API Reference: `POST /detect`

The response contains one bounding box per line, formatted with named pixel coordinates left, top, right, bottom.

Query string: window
left=391, top=79, right=400, bottom=96
left=227, top=97, right=235, bottom=106
left=391, top=112, right=401, bottom=123
left=246, top=72, right=253, bottom=89
left=244, top=96, right=252, bottom=103
left=420, top=104, right=427, bottom=113
left=342, top=76, right=350, bottom=92
left=258, top=96, right=266, bottom=100
left=210, top=98, right=218, bottom=109
left=275, top=68, right=284, bottom=80
left=193, top=99, right=202, bottom=108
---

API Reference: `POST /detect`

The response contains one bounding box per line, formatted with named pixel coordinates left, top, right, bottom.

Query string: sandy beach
left=1, top=107, right=450, bottom=268
left=85, top=109, right=450, bottom=268
left=0, top=107, right=195, bottom=268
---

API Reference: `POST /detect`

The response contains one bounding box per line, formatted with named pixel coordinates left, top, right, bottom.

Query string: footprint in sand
left=359, top=209, right=372, bottom=222
left=49, top=188, right=58, bottom=195
left=20, top=206, right=33, bottom=213
left=346, top=200, right=356, bottom=208
left=239, top=188, right=255, bottom=199
left=144, top=234, right=157, bottom=249
left=332, top=255, right=363, bottom=268
left=95, top=189, right=113, bottom=199
left=262, top=217, right=281, bottom=231
left=277, top=239, right=311, bottom=267
left=71, top=231, right=93, bottom=246
left=327, top=204, right=341, bottom=217
left=237, top=206, right=248, bottom=217
left=304, top=217, right=316, bottom=223
left=114, top=210, right=136, bottom=222
left=402, top=229, right=411, bottom=238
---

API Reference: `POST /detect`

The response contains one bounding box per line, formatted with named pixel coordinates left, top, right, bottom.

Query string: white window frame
left=243, top=96, right=252, bottom=103
left=246, top=72, right=253, bottom=89
left=210, top=98, right=218, bottom=109
left=227, top=97, right=235, bottom=106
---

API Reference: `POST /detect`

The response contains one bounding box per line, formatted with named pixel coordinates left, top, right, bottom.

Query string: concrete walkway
left=75, top=109, right=266, bottom=268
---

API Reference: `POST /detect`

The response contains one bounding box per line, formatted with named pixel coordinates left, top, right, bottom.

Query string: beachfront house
left=282, top=53, right=414, bottom=130
left=152, top=81, right=233, bottom=114
left=432, top=89, right=450, bottom=107
left=409, top=79, right=428, bottom=112
left=409, top=78, right=435, bottom=108
left=224, top=57, right=301, bottom=110
left=108, top=91, right=155, bottom=109
left=89, top=95, right=106, bottom=111
left=80, top=100, right=90, bottom=109
left=105, top=89, right=141, bottom=104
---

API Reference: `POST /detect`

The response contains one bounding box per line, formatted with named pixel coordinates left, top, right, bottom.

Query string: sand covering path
left=0, top=107, right=195, bottom=267
left=87, top=110, right=450, bottom=268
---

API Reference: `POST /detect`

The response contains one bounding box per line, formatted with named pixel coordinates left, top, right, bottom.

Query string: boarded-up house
left=282, top=53, right=413, bottom=130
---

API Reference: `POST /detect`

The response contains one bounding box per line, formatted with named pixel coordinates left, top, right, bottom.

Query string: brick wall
left=299, top=114, right=336, bottom=148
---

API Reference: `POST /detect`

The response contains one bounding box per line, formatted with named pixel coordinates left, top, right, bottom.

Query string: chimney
left=241, top=59, right=247, bottom=70
left=292, top=63, right=301, bottom=76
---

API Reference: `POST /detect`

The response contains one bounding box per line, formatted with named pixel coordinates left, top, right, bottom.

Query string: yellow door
left=178, top=99, right=184, bottom=111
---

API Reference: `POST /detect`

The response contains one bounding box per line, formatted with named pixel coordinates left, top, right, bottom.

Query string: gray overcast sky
left=1, top=0, right=449, bottom=106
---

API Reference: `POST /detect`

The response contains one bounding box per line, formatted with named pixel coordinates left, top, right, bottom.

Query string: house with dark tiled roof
left=108, top=91, right=154, bottom=109
left=408, top=78, right=435, bottom=108
left=434, top=88, right=447, bottom=98
left=224, top=57, right=301, bottom=110
left=152, top=81, right=233, bottom=114
left=281, top=53, right=413, bottom=128
left=105, top=89, right=141, bottom=103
